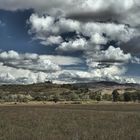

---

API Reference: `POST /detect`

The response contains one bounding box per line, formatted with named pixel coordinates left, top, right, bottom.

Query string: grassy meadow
left=0, top=104, right=140, bottom=140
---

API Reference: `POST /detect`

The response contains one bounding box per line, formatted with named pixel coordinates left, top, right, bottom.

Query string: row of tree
left=112, top=90, right=140, bottom=102
left=0, top=89, right=140, bottom=103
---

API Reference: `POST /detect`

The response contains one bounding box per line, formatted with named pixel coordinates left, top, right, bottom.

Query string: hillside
left=0, top=81, right=140, bottom=103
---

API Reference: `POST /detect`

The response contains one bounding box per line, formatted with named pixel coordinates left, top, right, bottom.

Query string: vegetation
left=0, top=104, right=140, bottom=140
left=102, top=94, right=112, bottom=101
left=111, top=90, right=140, bottom=102
left=123, top=91, right=140, bottom=102
left=0, top=83, right=139, bottom=103
left=0, top=94, right=33, bottom=103
left=112, top=89, right=120, bottom=102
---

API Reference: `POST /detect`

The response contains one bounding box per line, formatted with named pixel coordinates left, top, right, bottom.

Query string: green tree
left=123, top=92, right=131, bottom=102
left=137, top=92, right=140, bottom=102
left=112, top=90, right=119, bottom=102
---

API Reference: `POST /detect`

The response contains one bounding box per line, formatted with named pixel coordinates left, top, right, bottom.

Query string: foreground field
left=0, top=104, right=140, bottom=140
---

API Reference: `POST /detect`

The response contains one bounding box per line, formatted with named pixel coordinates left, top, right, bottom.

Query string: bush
left=71, top=101, right=82, bottom=104
left=68, top=93, right=80, bottom=101
left=2, top=94, right=33, bottom=102
left=102, top=94, right=112, bottom=101
left=80, top=94, right=90, bottom=101
left=61, top=92, right=80, bottom=101
left=123, top=91, right=140, bottom=102
left=89, top=92, right=102, bottom=101
left=52, top=94, right=60, bottom=103
left=34, top=96, right=48, bottom=101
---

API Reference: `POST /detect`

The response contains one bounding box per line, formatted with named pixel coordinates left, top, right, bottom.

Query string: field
left=0, top=104, right=140, bottom=140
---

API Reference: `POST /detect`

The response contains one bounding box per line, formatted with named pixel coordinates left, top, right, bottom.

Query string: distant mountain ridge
left=73, top=81, right=140, bottom=89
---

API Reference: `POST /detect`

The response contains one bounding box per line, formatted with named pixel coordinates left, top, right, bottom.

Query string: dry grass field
left=0, top=104, right=140, bottom=140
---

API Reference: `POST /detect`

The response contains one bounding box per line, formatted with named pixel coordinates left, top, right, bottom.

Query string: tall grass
left=0, top=104, right=140, bottom=140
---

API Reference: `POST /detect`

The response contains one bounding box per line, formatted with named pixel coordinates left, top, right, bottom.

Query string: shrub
left=102, top=94, right=112, bottom=101
left=61, top=92, right=80, bottom=101
left=123, top=92, right=132, bottom=102
left=68, top=93, right=80, bottom=101
left=80, top=94, right=90, bottom=101
left=71, top=101, right=82, bottom=104
left=2, top=94, right=33, bottom=102
left=89, top=92, right=102, bottom=101
left=52, top=94, right=60, bottom=103
left=34, top=96, right=48, bottom=101
left=123, top=91, right=140, bottom=102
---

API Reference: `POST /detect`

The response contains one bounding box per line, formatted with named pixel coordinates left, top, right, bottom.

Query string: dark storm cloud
left=67, top=9, right=122, bottom=23
left=120, top=36, right=140, bottom=55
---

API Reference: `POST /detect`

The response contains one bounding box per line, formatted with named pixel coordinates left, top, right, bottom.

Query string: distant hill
left=73, top=81, right=140, bottom=89
left=0, top=81, right=139, bottom=103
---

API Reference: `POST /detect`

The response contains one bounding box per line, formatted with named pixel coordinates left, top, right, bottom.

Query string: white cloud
left=28, top=14, right=81, bottom=40
left=57, top=38, right=88, bottom=52
left=0, top=0, right=140, bottom=84
left=53, top=67, right=139, bottom=84
left=90, top=33, right=107, bottom=45
left=0, top=50, right=20, bottom=60
left=0, top=50, right=82, bottom=72
left=0, top=61, right=138, bottom=85
left=40, top=36, right=63, bottom=46
left=27, top=13, right=140, bottom=85
left=82, top=22, right=138, bottom=43
left=28, top=13, right=139, bottom=68
left=86, top=46, right=140, bottom=69
left=40, top=55, right=82, bottom=65
left=0, top=51, right=61, bottom=72
left=0, top=63, right=52, bottom=84
left=29, top=14, right=138, bottom=45
left=100, top=46, right=131, bottom=62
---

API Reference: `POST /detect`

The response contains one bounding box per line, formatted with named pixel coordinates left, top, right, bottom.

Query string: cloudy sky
left=0, top=0, right=140, bottom=84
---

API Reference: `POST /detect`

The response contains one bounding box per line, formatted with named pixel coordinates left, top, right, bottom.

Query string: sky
left=0, top=0, right=140, bottom=84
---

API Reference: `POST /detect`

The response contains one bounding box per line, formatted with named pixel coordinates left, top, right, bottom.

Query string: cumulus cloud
left=41, top=55, right=82, bottom=65
left=1, top=0, right=140, bottom=27
left=0, top=63, right=49, bottom=84
left=0, top=60, right=138, bottom=85
left=0, top=50, right=82, bottom=72
left=87, top=46, right=131, bottom=63
left=57, top=38, right=88, bottom=52
left=40, top=36, right=63, bottom=46
left=0, top=51, right=61, bottom=72
left=28, top=14, right=81, bottom=39
left=22, top=12, right=140, bottom=84
left=0, top=50, right=85, bottom=84
left=0, top=0, right=140, bottom=84
left=54, top=67, right=138, bottom=84
left=29, top=14, right=138, bottom=44
left=86, top=46, right=140, bottom=69
left=90, top=33, right=107, bottom=45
